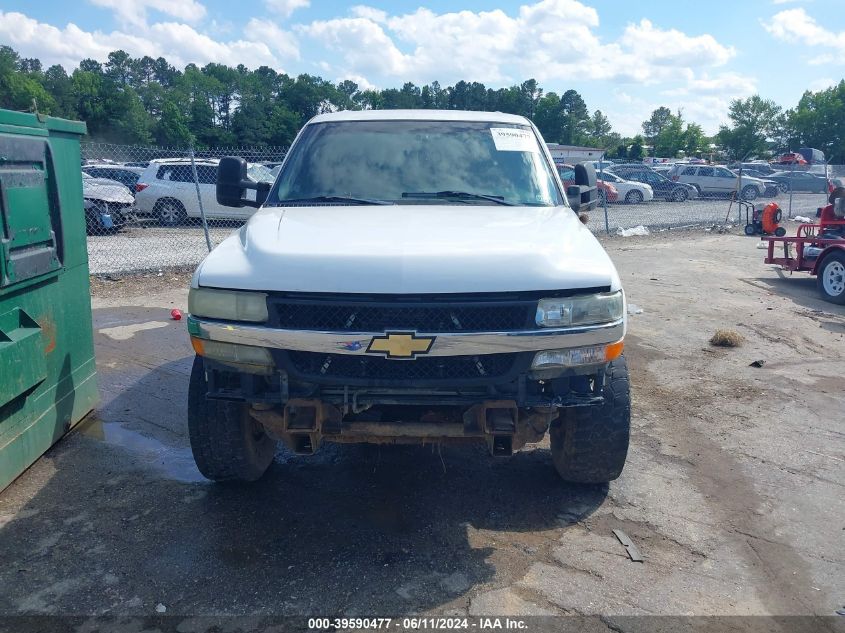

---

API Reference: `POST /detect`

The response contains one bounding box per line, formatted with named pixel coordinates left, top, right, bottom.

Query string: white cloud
left=762, top=8, right=845, bottom=64
left=89, top=0, right=206, bottom=28
left=808, top=77, right=836, bottom=91
left=350, top=6, right=388, bottom=22
left=298, top=17, right=410, bottom=77
left=663, top=72, right=756, bottom=97
left=245, top=18, right=300, bottom=60
left=264, top=0, right=309, bottom=18
left=0, top=11, right=297, bottom=71
left=301, top=2, right=736, bottom=86
left=620, top=19, right=734, bottom=67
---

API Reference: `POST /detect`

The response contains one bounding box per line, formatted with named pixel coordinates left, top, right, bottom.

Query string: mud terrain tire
left=550, top=356, right=630, bottom=483
left=188, top=355, right=276, bottom=482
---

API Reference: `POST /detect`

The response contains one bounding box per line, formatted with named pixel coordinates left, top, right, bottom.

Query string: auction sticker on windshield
left=490, top=127, right=538, bottom=153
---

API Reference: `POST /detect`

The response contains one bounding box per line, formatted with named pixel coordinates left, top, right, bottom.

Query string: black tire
left=777, top=182, right=788, bottom=193
left=671, top=187, right=689, bottom=202
left=625, top=190, right=644, bottom=204
left=817, top=251, right=845, bottom=305
left=549, top=356, right=630, bottom=483
left=187, top=355, right=277, bottom=482
left=741, top=185, right=758, bottom=201
left=156, top=198, right=187, bottom=226
left=774, top=227, right=786, bottom=237
left=744, top=223, right=757, bottom=236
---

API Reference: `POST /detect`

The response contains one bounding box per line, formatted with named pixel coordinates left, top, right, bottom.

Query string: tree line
left=1, top=45, right=843, bottom=162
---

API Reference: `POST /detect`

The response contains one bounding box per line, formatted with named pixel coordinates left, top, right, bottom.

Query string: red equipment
left=763, top=187, right=845, bottom=304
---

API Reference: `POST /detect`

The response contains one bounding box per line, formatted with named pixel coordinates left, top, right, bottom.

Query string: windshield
left=268, top=120, right=563, bottom=207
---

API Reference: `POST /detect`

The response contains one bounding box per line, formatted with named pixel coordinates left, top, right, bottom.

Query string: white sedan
left=599, top=171, right=654, bottom=204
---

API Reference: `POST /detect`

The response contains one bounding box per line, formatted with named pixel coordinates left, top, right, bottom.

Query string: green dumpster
left=0, top=109, right=98, bottom=492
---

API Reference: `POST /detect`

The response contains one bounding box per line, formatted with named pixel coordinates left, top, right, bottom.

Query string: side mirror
left=574, top=162, right=598, bottom=211
left=217, top=156, right=271, bottom=208
left=566, top=185, right=581, bottom=212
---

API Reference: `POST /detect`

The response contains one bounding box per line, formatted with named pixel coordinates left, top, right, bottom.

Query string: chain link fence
left=81, top=142, right=286, bottom=275
left=80, top=142, right=842, bottom=275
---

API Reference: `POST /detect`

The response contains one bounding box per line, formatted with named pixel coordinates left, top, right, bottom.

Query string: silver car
left=82, top=172, right=136, bottom=234
left=668, top=164, right=769, bottom=200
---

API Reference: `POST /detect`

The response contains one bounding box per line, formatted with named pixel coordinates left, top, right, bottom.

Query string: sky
left=1, top=0, right=843, bottom=136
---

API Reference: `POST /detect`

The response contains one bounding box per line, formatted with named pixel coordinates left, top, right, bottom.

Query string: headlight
left=536, top=290, right=623, bottom=327
left=188, top=287, right=268, bottom=322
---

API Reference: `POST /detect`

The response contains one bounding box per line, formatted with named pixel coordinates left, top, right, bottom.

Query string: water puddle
left=77, top=417, right=207, bottom=484
left=98, top=321, right=170, bottom=340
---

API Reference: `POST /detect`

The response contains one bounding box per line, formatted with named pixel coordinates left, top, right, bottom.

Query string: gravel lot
left=86, top=193, right=831, bottom=275
left=2, top=232, right=843, bottom=629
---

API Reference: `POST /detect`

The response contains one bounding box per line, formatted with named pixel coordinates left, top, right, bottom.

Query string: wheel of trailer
left=741, top=185, right=758, bottom=201
left=187, top=355, right=277, bottom=481
left=817, top=251, right=845, bottom=305
left=156, top=198, right=187, bottom=226
left=625, top=190, right=643, bottom=204
left=744, top=223, right=757, bottom=236
left=671, top=187, right=688, bottom=202
left=549, top=356, right=630, bottom=483
left=774, top=226, right=786, bottom=237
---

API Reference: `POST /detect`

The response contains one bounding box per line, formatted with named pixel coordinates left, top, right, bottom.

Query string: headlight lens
left=188, top=287, right=268, bottom=322
left=536, top=290, right=623, bottom=327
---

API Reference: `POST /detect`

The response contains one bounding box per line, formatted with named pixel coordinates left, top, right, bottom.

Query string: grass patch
left=710, top=329, right=744, bottom=348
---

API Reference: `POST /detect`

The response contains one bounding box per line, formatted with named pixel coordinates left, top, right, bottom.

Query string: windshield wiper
left=401, top=191, right=514, bottom=206
left=272, top=195, right=391, bottom=206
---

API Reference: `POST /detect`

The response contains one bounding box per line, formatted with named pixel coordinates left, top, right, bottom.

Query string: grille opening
left=287, top=351, right=518, bottom=381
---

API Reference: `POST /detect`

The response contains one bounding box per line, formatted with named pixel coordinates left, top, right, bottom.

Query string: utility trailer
left=763, top=190, right=845, bottom=304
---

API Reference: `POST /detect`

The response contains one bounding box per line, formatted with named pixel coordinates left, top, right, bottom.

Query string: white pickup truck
left=186, top=110, right=630, bottom=484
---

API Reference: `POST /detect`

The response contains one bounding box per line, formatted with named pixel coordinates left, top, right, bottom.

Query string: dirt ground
left=0, top=231, right=843, bottom=627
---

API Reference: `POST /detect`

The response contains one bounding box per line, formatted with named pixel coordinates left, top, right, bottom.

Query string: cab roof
left=308, top=109, right=532, bottom=126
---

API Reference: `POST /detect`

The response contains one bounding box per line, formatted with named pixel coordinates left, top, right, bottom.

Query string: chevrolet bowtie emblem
left=366, top=331, right=436, bottom=359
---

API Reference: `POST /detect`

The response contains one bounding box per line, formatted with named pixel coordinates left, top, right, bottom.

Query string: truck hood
left=195, top=205, right=622, bottom=294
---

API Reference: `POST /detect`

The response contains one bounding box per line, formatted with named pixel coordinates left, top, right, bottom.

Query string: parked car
left=667, top=164, right=769, bottom=200
left=81, top=172, right=135, bottom=234
left=607, top=164, right=697, bottom=201
left=738, top=169, right=781, bottom=197
left=766, top=170, right=829, bottom=193
left=134, top=158, right=275, bottom=225
left=186, top=108, right=631, bottom=484
left=557, top=163, right=617, bottom=203
left=599, top=171, right=654, bottom=204
left=730, top=161, right=775, bottom=176
left=773, top=152, right=807, bottom=166
left=82, top=164, right=145, bottom=191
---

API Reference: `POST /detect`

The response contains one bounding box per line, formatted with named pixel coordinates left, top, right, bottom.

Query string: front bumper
left=187, top=316, right=625, bottom=357
left=188, top=316, right=624, bottom=409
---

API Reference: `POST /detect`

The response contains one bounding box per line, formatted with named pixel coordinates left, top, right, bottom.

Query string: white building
left=546, top=143, right=604, bottom=163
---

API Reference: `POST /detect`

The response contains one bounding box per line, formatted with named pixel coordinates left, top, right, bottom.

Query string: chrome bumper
left=188, top=316, right=624, bottom=357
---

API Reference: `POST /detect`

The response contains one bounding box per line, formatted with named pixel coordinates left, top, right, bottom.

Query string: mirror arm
left=238, top=180, right=271, bottom=208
